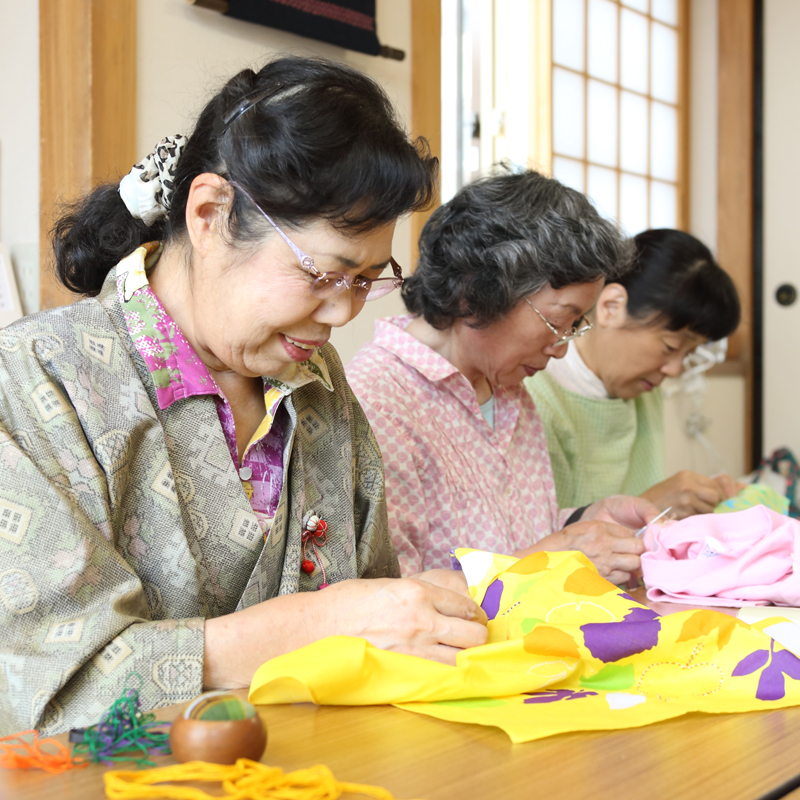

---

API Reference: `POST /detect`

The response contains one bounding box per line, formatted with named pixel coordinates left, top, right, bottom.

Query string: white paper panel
left=620, top=8, right=649, bottom=94
left=587, top=80, right=618, bottom=167
left=587, top=165, right=619, bottom=221
left=553, top=156, right=586, bottom=193
left=620, top=91, right=649, bottom=174
left=498, top=0, right=532, bottom=170
left=619, top=173, right=649, bottom=235
left=650, top=101, right=677, bottom=181
left=440, top=0, right=459, bottom=203
left=621, top=0, right=649, bottom=11
left=588, top=0, right=619, bottom=83
left=650, top=180, right=677, bottom=228
left=553, top=0, right=585, bottom=71
left=553, top=67, right=586, bottom=159
left=651, top=22, right=678, bottom=103
left=651, top=0, right=678, bottom=25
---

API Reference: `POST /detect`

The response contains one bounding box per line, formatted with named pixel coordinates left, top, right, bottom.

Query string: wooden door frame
left=39, top=0, right=137, bottom=309
left=716, top=0, right=759, bottom=469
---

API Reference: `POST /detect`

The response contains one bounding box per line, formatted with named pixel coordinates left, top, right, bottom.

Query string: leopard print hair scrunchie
left=118, top=135, right=188, bottom=226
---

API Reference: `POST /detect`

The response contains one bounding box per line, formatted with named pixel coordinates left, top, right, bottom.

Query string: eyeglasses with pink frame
left=230, top=181, right=404, bottom=302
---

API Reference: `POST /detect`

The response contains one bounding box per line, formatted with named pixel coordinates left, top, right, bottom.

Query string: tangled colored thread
left=72, top=673, right=171, bottom=767
left=104, top=759, right=423, bottom=800
left=0, top=729, right=85, bottom=774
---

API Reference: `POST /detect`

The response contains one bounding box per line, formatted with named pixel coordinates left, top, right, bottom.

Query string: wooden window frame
left=550, top=0, right=690, bottom=232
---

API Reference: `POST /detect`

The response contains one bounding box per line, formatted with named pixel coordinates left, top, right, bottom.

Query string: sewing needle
left=635, top=506, right=673, bottom=538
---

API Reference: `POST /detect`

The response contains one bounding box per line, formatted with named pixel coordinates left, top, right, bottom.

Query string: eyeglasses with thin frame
left=229, top=181, right=404, bottom=302
left=525, top=298, right=594, bottom=344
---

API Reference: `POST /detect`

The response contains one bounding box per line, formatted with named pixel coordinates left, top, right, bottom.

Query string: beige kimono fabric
left=0, top=265, right=398, bottom=736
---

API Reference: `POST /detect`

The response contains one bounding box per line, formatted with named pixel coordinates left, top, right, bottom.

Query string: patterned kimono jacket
left=0, top=252, right=398, bottom=736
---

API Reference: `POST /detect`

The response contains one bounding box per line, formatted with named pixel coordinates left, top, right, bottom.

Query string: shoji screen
left=551, top=0, right=686, bottom=233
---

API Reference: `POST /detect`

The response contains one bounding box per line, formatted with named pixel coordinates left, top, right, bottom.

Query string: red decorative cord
left=301, top=516, right=329, bottom=589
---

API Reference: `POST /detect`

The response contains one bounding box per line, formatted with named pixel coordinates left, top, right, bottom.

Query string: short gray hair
left=402, top=168, right=633, bottom=329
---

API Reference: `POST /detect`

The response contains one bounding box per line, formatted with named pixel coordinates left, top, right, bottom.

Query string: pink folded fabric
left=641, top=505, right=800, bottom=607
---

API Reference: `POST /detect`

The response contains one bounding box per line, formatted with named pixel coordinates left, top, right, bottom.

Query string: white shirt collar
left=544, top=340, right=610, bottom=399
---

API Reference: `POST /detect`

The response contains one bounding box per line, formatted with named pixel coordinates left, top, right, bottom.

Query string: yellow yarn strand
left=103, top=758, right=424, bottom=800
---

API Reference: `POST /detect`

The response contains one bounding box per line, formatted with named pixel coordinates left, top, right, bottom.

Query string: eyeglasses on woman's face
left=525, top=298, right=594, bottom=344
left=230, top=181, right=404, bottom=302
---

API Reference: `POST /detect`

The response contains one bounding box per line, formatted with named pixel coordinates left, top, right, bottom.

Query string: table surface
left=5, top=591, right=800, bottom=800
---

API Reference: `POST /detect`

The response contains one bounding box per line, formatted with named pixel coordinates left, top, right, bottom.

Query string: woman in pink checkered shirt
left=348, top=170, right=659, bottom=585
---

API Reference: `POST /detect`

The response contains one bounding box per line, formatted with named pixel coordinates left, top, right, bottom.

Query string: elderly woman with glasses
left=526, top=228, right=742, bottom=519
left=347, top=170, right=658, bottom=580
left=0, top=57, right=490, bottom=737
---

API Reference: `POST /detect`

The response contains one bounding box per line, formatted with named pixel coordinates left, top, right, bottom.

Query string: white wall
left=136, top=0, right=412, bottom=366
left=761, top=0, right=800, bottom=461
left=663, top=0, right=747, bottom=480
left=0, top=1, right=39, bottom=315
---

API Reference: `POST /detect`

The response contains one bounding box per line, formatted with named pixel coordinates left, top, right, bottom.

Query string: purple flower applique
left=481, top=579, right=505, bottom=621
left=523, top=689, right=598, bottom=704
left=732, top=639, right=800, bottom=701
left=581, top=606, right=661, bottom=663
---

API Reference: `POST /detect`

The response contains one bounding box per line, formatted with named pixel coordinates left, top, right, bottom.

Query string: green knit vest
left=525, top=371, right=666, bottom=507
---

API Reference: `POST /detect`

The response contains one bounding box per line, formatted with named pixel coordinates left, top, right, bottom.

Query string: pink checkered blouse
left=347, top=316, right=573, bottom=575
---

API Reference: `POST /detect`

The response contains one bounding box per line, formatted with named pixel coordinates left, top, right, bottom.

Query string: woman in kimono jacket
left=526, top=229, right=742, bottom=517
left=0, top=58, right=487, bottom=736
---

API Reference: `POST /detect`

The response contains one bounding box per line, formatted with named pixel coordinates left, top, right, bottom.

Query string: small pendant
left=301, top=559, right=315, bottom=575
left=301, top=511, right=329, bottom=586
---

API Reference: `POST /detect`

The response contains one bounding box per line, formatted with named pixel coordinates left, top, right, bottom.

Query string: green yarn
left=71, top=673, right=171, bottom=768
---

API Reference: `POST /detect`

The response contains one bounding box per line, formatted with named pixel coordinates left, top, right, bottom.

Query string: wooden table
left=5, top=594, right=800, bottom=800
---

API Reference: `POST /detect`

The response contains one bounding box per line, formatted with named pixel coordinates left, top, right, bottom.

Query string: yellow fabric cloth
left=250, top=549, right=800, bottom=743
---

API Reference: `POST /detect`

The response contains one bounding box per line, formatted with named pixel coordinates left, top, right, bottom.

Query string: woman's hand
left=411, top=569, right=490, bottom=624
left=203, top=577, right=488, bottom=690
left=516, top=521, right=645, bottom=585
left=713, top=473, right=746, bottom=500
left=641, top=470, right=740, bottom=518
left=411, top=568, right=470, bottom=596
left=323, top=578, right=487, bottom=661
left=581, top=494, right=661, bottom=529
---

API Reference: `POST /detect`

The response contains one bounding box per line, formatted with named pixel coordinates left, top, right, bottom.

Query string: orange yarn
left=0, top=729, right=86, bottom=774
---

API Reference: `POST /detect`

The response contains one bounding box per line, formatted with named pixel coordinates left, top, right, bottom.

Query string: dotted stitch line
left=498, top=599, right=523, bottom=619
left=636, top=643, right=724, bottom=702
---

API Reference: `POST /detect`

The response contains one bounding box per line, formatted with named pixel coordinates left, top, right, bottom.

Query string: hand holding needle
left=635, top=506, right=673, bottom=538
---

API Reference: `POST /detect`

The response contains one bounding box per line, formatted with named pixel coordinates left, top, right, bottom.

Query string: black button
left=776, top=284, right=797, bottom=307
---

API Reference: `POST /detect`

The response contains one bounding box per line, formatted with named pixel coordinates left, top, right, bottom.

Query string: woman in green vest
left=526, top=229, right=741, bottom=519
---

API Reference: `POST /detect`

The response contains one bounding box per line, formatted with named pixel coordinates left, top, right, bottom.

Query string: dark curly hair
left=53, top=56, right=438, bottom=296
left=402, top=169, right=632, bottom=329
